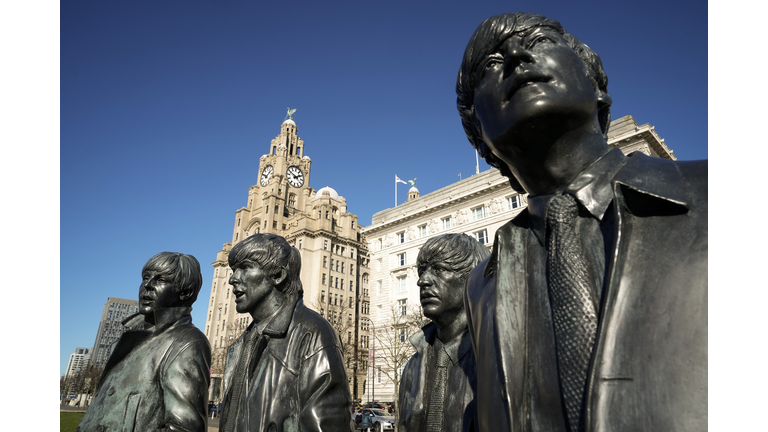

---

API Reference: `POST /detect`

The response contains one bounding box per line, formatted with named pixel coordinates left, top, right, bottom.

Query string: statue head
left=417, top=234, right=490, bottom=324
left=456, top=12, right=611, bottom=192
left=228, top=234, right=303, bottom=316
left=139, top=252, right=203, bottom=315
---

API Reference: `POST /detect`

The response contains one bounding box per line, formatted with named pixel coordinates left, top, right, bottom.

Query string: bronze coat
left=465, top=152, right=707, bottom=432
left=219, top=299, right=353, bottom=432
left=77, top=307, right=211, bottom=432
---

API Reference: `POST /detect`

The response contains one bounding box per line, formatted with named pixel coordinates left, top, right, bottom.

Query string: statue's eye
left=479, top=56, right=503, bottom=78
left=527, top=35, right=552, bottom=49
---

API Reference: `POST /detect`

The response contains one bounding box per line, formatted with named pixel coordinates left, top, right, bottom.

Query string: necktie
left=426, top=343, right=450, bottom=432
left=546, top=194, right=598, bottom=432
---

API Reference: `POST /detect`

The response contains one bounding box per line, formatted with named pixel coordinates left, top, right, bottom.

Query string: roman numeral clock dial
left=286, top=166, right=304, bottom=187
left=260, top=165, right=273, bottom=187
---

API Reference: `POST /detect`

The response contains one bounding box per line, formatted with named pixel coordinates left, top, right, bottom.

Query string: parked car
left=353, top=408, right=395, bottom=431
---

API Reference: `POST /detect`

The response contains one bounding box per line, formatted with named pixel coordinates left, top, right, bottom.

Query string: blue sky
left=57, top=0, right=708, bottom=375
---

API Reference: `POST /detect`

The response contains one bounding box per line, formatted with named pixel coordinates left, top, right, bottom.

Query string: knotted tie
left=426, top=343, right=449, bottom=432
left=546, top=194, right=598, bottom=432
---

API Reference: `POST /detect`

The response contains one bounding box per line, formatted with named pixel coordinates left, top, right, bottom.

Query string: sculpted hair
left=456, top=12, right=611, bottom=192
left=228, top=233, right=303, bottom=298
left=417, top=234, right=491, bottom=281
left=142, top=252, right=203, bottom=306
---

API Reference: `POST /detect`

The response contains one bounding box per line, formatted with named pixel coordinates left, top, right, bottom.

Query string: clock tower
left=204, top=115, right=372, bottom=402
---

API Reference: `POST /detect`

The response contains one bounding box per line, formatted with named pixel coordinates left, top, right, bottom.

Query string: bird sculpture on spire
left=408, top=178, right=417, bottom=186
left=286, top=108, right=297, bottom=120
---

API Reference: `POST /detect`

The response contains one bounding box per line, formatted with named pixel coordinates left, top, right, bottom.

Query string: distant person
left=218, top=234, right=352, bottom=432
left=456, top=12, right=707, bottom=432
left=398, top=234, right=489, bottom=432
left=77, top=252, right=211, bottom=432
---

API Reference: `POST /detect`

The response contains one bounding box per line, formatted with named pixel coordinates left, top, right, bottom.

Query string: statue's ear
left=597, top=91, right=612, bottom=138
left=272, top=268, right=288, bottom=287
left=178, top=289, right=193, bottom=304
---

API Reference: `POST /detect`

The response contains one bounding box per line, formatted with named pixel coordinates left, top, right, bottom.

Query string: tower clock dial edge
left=261, top=165, right=274, bottom=186
left=286, top=166, right=305, bottom=187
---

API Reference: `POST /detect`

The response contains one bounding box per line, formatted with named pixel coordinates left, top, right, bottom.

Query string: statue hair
left=142, top=252, right=203, bottom=306
left=228, top=233, right=303, bottom=298
left=456, top=12, right=612, bottom=193
left=417, top=234, right=491, bottom=281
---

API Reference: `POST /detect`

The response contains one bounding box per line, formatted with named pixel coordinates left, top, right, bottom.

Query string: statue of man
left=219, top=234, right=352, bottom=432
left=456, top=12, right=707, bottom=432
left=398, top=234, right=490, bottom=432
left=78, top=252, right=211, bottom=432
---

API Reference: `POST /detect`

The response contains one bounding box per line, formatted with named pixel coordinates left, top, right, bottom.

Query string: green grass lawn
left=60, top=412, right=85, bottom=432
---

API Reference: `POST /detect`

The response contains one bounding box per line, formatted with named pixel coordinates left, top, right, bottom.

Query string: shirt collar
left=122, top=306, right=193, bottom=333
left=527, top=148, right=627, bottom=244
left=410, top=322, right=471, bottom=366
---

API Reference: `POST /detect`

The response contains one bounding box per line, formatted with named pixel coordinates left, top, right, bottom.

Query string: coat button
left=107, top=387, right=115, bottom=396
left=97, top=426, right=106, bottom=432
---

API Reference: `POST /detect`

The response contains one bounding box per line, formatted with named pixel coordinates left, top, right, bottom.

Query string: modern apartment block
left=89, top=297, right=139, bottom=369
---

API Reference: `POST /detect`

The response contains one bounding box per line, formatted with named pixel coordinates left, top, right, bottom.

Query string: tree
left=368, top=303, right=424, bottom=430
left=209, top=317, right=250, bottom=404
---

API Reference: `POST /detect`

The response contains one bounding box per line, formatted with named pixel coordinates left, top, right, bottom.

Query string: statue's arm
left=160, top=337, right=212, bottom=432
left=297, top=344, right=353, bottom=432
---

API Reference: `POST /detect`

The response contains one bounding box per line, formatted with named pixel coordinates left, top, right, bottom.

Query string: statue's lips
left=140, top=298, right=154, bottom=305
left=508, top=72, right=552, bottom=98
left=420, top=295, right=440, bottom=304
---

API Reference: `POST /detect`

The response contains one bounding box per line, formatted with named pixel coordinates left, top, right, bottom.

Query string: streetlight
left=360, top=316, right=376, bottom=404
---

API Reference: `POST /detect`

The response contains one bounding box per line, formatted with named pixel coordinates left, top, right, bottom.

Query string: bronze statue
left=398, top=234, right=489, bottom=432
left=77, top=252, right=211, bottom=432
left=456, top=12, right=707, bottom=432
left=218, top=233, right=352, bottom=432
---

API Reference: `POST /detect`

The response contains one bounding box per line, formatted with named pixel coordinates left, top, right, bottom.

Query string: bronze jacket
left=219, top=298, right=353, bottom=432
left=398, top=323, right=477, bottom=432
left=77, top=307, right=211, bottom=432
left=465, top=152, right=707, bottom=432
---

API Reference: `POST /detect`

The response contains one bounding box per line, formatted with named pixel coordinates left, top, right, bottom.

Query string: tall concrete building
left=65, top=347, right=91, bottom=378
left=204, top=116, right=371, bottom=400
left=89, top=297, right=139, bottom=369
left=360, top=115, right=676, bottom=401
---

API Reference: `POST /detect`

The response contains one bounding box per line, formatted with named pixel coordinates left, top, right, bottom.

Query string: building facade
left=89, top=297, right=139, bottom=369
left=203, top=117, right=371, bottom=401
left=65, top=347, right=91, bottom=378
left=360, top=115, right=676, bottom=401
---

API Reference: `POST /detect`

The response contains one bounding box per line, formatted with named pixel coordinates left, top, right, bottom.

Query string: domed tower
left=407, top=185, right=420, bottom=202
left=204, top=111, right=371, bottom=402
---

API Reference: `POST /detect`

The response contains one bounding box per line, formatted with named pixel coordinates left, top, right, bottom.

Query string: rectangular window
left=351, top=249, right=355, bottom=258
left=341, top=263, right=345, bottom=273
left=442, top=217, right=452, bottom=230
left=323, top=256, right=327, bottom=268
left=350, top=264, right=354, bottom=275
left=349, top=296, right=353, bottom=308
left=397, top=276, right=407, bottom=293
left=273, top=221, right=277, bottom=228
left=341, top=280, right=345, bottom=290
left=378, top=367, right=382, bottom=383
left=397, top=231, right=405, bottom=243
left=399, top=298, right=407, bottom=316
left=349, top=280, right=353, bottom=291
left=324, top=240, right=328, bottom=250
left=377, top=259, right=382, bottom=271
left=508, top=195, right=521, bottom=209
left=274, top=205, right=279, bottom=214
left=397, top=253, right=406, bottom=266
left=320, top=308, right=324, bottom=317
left=472, top=206, right=486, bottom=221
left=418, top=225, right=427, bottom=237
left=330, top=259, right=334, bottom=271
left=399, top=327, right=407, bottom=342
left=321, top=291, right=325, bottom=302
left=335, top=278, right=339, bottom=288
left=377, top=280, right=382, bottom=294
left=475, top=229, right=489, bottom=245
left=322, top=273, right=327, bottom=285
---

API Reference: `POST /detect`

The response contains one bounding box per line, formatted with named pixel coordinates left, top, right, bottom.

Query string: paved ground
left=61, top=405, right=221, bottom=431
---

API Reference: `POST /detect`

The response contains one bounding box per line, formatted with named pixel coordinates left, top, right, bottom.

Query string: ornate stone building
left=203, top=117, right=371, bottom=400
left=360, top=115, right=676, bottom=401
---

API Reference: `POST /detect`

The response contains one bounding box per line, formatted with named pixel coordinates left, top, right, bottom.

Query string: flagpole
left=395, top=175, right=397, bottom=207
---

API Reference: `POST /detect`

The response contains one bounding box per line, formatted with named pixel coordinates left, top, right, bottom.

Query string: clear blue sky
left=58, top=0, right=707, bottom=375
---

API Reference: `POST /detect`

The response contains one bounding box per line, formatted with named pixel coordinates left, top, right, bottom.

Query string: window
left=237, top=218, right=240, bottom=226
left=508, top=195, right=521, bottom=209
left=377, top=259, right=382, bottom=271
left=475, top=229, right=489, bottom=245
left=298, top=239, right=302, bottom=249
left=377, top=239, right=383, bottom=249
left=442, top=217, right=452, bottom=230
left=322, top=274, right=327, bottom=285
left=341, top=263, right=345, bottom=273
left=377, top=280, right=382, bottom=294
left=418, top=225, right=427, bottom=237
left=399, top=328, right=407, bottom=343
left=362, top=274, right=369, bottom=284
left=273, top=221, right=277, bottom=228
left=320, top=308, right=324, bottom=317
left=472, top=206, right=486, bottom=221
left=397, top=253, right=406, bottom=266
left=324, top=240, right=328, bottom=250
left=399, top=298, right=407, bottom=316
left=335, top=278, right=339, bottom=288
left=341, top=280, right=345, bottom=290
left=349, top=296, right=354, bottom=308
left=274, top=205, right=279, bottom=214
left=349, top=280, right=354, bottom=291
left=351, top=249, right=355, bottom=258
left=330, top=258, right=334, bottom=271
left=321, top=291, right=326, bottom=302
left=397, top=231, right=405, bottom=243
left=349, top=314, right=353, bottom=325
left=350, top=264, right=354, bottom=275
left=323, top=256, right=327, bottom=268
left=289, top=193, right=296, bottom=208
left=397, top=276, right=407, bottom=292
left=378, top=367, right=382, bottom=383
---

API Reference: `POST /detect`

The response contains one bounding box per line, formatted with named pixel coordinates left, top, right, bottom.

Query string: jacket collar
left=122, top=306, right=193, bottom=333
left=247, top=296, right=300, bottom=338
left=409, top=322, right=472, bottom=366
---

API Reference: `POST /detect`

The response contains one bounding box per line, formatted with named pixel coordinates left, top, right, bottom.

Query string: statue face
left=473, top=26, right=597, bottom=165
left=139, top=270, right=181, bottom=315
left=417, top=262, right=465, bottom=322
left=230, top=263, right=276, bottom=314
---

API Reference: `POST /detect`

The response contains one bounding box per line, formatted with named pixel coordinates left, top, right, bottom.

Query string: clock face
left=260, top=165, right=273, bottom=187
left=286, top=166, right=304, bottom=187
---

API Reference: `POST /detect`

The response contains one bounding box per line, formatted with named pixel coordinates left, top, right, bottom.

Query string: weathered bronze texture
left=456, top=12, right=707, bottom=432
left=398, top=234, right=490, bottom=432
left=77, top=252, right=212, bottom=432
left=218, top=233, right=353, bottom=432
